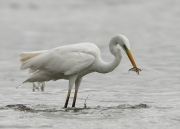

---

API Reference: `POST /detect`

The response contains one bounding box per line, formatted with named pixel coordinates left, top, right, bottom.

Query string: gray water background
left=0, top=0, right=180, bottom=128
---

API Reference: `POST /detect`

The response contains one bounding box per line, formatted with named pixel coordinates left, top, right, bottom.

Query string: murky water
left=0, top=0, right=180, bottom=128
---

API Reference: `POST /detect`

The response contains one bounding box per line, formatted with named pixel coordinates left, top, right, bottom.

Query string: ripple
left=5, top=104, right=38, bottom=113
left=1, top=103, right=149, bottom=114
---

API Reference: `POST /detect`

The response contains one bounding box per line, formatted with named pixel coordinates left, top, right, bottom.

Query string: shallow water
left=0, top=0, right=180, bottom=128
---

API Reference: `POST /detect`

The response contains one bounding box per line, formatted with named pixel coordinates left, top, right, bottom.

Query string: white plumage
left=19, top=34, right=140, bottom=108
left=20, top=43, right=99, bottom=82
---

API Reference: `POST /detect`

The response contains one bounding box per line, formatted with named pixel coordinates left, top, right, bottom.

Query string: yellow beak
left=126, top=49, right=139, bottom=74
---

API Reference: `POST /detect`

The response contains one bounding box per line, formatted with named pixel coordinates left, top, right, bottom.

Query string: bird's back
left=52, top=43, right=100, bottom=57
left=20, top=43, right=101, bottom=82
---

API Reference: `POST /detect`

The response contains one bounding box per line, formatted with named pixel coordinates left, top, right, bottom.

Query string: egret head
left=112, top=34, right=140, bottom=74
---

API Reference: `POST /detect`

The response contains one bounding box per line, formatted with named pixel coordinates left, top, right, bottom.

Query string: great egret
left=19, top=34, right=140, bottom=108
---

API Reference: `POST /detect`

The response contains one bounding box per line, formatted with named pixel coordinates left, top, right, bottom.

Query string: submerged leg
left=64, top=76, right=77, bottom=108
left=72, top=77, right=82, bottom=108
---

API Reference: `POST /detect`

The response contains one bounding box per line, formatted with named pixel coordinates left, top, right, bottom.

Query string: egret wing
left=64, top=53, right=94, bottom=75
left=20, top=49, right=95, bottom=75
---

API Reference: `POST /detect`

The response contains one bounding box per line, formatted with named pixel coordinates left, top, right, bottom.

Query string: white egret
left=19, top=34, right=140, bottom=108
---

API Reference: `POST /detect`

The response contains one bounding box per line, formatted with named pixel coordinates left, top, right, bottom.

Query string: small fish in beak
left=129, top=67, right=141, bottom=74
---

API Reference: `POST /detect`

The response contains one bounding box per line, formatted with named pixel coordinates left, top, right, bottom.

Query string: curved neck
left=96, top=40, right=122, bottom=73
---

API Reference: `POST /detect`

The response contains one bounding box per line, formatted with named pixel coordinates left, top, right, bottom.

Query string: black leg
left=72, top=89, right=78, bottom=107
left=64, top=90, right=71, bottom=108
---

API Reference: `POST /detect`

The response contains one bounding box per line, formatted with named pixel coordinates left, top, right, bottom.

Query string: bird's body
left=21, top=43, right=99, bottom=81
left=20, top=42, right=121, bottom=82
left=19, top=34, right=140, bottom=108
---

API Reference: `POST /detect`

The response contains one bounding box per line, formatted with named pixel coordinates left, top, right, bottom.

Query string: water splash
left=84, top=95, right=89, bottom=108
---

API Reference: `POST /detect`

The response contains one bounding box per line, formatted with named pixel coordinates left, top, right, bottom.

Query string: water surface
left=0, top=0, right=180, bottom=128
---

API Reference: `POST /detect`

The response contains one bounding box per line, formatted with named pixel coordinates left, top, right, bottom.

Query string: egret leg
left=64, top=76, right=77, bottom=108
left=72, top=77, right=82, bottom=107
left=72, top=90, right=78, bottom=108
left=64, top=90, right=71, bottom=108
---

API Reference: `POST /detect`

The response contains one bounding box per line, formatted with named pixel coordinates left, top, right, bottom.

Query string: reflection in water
left=32, top=82, right=45, bottom=92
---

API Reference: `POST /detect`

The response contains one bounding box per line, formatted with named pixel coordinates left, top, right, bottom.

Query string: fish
left=129, top=67, right=141, bottom=74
